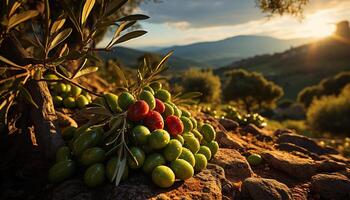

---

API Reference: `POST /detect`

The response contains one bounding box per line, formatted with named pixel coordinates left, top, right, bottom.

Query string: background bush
left=176, top=69, right=221, bottom=103
left=298, top=71, right=350, bottom=108
left=223, top=69, right=283, bottom=113
left=307, top=84, right=350, bottom=135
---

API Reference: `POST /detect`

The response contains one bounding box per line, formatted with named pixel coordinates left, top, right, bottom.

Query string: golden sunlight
left=301, top=11, right=336, bottom=38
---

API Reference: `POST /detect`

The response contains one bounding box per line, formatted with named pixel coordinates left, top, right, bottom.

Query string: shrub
left=298, top=71, right=350, bottom=108
left=177, top=69, right=221, bottom=103
left=223, top=69, right=283, bottom=113
left=307, top=85, right=350, bottom=135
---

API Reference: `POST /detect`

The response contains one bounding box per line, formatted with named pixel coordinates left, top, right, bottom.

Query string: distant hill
left=158, top=35, right=312, bottom=68
left=216, top=22, right=350, bottom=100
left=99, top=47, right=211, bottom=71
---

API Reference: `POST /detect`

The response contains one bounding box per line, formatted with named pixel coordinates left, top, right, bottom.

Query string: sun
left=303, top=12, right=336, bottom=38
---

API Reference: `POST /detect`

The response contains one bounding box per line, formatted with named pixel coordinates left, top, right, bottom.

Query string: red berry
left=144, top=110, right=164, bottom=131
left=165, top=115, right=184, bottom=136
left=127, top=100, right=149, bottom=121
left=154, top=98, right=165, bottom=113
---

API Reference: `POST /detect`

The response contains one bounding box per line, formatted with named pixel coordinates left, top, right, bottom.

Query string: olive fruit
left=179, top=147, right=196, bottom=167
left=127, top=100, right=149, bottom=121
left=80, top=147, right=106, bottom=166
left=76, top=95, right=89, bottom=108
left=194, top=154, right=207, bottom=172
left=131, top=125, right=151, bottom=145
left=48, top=160, right=76, bottom=183
left=180, top=116, right=193, bottom=133
left=127, top=147, right=145, bottom=169
left=198, top=146, right=212, bottom=160
left=139, top=90, right=156, bottom=110
left=142, top=153, right=166, bottom=174
left=56, top=146, right=71, bottom=162
left=84, top=163, right=105, bottom=187
left=152, top=165, right=175, bottom=188
left=170, top=159, right=194, bottom=180
left=163, top=139, right=182, bottom=161
left=247, top=153, right=262, bottom=166
left=118, top=92, right=135, bottom=110
left=201, top=123, right=216, bottom=142
left=148, top=129, right=170, bottom=150
left=154, top=89, right=171, bottom=102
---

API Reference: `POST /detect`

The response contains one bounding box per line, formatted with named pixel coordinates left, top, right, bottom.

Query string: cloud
left=139, top=0, right=264, bottom=28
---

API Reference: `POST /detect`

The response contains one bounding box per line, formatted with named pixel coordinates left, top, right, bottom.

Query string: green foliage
left=176, top=69, right=221, bottom=103
left=307, top=85, right=350, bottom=135
left=223, top=69, right=283, bottom=113
left=256, top=0, right=309, bottom=17
left=0, top=0, right=149, bottom=126
left=298, top=71, right=350, bottom=108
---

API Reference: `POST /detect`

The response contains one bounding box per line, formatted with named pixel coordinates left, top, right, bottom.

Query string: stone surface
left=219, top=118, right=239, bottom=131
left=276, top=133, right=338, bottom=155
left=262, top=150, right=318, bottom=180
left=240, top=177, right=293, bottom=200
left=311, top=173, right=350, bottom=200
left=216, top=131, right=244, bottom=150
left=241, top=124, right=273, bottom=142
left=211, top=148, right=254, bottom=182
left=275, top=142, right=320, bottom=160
left=52, top=165, right=229, bottom=200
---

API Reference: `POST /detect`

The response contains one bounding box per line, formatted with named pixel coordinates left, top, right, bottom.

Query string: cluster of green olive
left=45, top=74, right=92, bottom=109
left=223, top=106, right=267, bottom=128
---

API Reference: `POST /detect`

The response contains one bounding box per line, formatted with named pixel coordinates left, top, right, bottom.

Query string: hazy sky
left=99, top=0, right=350, bottom=49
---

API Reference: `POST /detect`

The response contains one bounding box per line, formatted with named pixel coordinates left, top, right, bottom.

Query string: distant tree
left=223, top=69, right=283, bottom=113
left=298, top=71, right=350, bottom=108
left=178, top=69, right=221, bottom=103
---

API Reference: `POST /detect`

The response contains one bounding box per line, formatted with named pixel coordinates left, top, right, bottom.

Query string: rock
left=317, top=159, right=347, bottom=172
left=240, top=177, right=293, bottom=200
left=262, top=150, right=318, bottom=180
left=52, top=165, right=229, bottom=200
left=273, top=129, right=294, bottom=137
left=241, top=124, right=273, bottom=142
left=275, top=143, right=320, bottom=160
left=219, top=118, right=239, bottom=131
left=52, top=179, right=92, bottom=200
left=311, top=173, right=350, bottom=200
left=276, top=133, right=338, bottom=155
left=216, top=131, right=244, bottom=150
left=211, top=148, right=254, bottom=182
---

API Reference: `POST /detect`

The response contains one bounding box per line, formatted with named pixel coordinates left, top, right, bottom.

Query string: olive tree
left=0, top=0, right=149, bottom=159
left=223, top=69, right=283, bottom=113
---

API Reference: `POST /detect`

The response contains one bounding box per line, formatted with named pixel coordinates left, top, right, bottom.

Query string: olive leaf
left=106, top=0, right=128, bottom=17
left=8, top=2, right=21, bottom=17
left=19, top=86, right=38, bottom=109
left=8, top=10, right=39, bottom=30
left=76, top=106, right=112, bottom=117
left=114, top=30, right=147, bottom=45
left=58, top=65, right=72, bottom=78
left=48, top=28, right=72, bottom=52
left=0, top=55, right=23, bottom=68
left=176, top=92, right=202, bottom=100
left=112, top=62, right=128, bottom=88
left=116, top=14, right=149, bottom=22
left=73, top=66, right=99, bottom=79
left=81, top=0, right=96, bottom=25
left=114, top=153, right=126, bottom=186
left=50, top=16, right=66, bottom=35
left=106, top=21, right=137, bottom=49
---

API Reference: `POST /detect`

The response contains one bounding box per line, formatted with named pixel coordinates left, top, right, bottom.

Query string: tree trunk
left=27, top=80, right=64, bottom=159
left=1, top=34, right=64, bottom=160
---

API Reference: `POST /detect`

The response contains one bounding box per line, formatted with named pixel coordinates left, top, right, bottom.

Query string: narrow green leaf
left=114, top=30, right=147, bottom=45
left=48, top=28, right=72, bottom=52
left=73, top=66, right=98, bottom=79
left=61, top=1, right=83, bottom=36
left=178, top=92, right=202, bottom=99
left=115, top=155, right=126, bottom=186
left=116, top=14, right=150, bottom=22
left=50, top=17, right=66, bottom=35
left=81, top=0, right=96, bottom=25
left=58, top=65, right=72, bottom=78
left=0, top=55, right=23, bottom=68
left=8, top=10, right=39, bottom=30
left=19, top=86, right=38, bottom=109
left=106, top=0, right=128, bottom=17
left=155, top=51, right=173, bottom=71
left=112, top=63, right=128, bottom=87
left=9, top=2, right=21, bottom=17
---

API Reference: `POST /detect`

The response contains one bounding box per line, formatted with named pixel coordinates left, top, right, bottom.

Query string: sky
left=99, top=0, right=350, bottom=49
